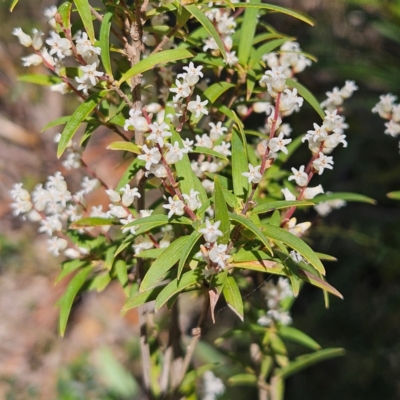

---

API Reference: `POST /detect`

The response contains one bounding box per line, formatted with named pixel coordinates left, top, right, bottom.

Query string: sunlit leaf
left=107, top=141, right=141, bottom=154
left=70, top=217, right=115, bottom=228
left=100, top=7, right=114, bottom=77
left=313, top=192, right=376, bottom=205
left=214, top=177, right=231, bottom=244
left=74, top=0, right=95, bottom=43
left=253, top=200, right=314, bottom=214
left=222, top=276, right=244, bottom=321
left=278, top=326, right=321, bottom=350
left=238, top=0, right=260, bottom=65
left=178, top=230, right=202, bottom=279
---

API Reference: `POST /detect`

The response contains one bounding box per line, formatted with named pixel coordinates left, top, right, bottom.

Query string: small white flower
left=121, top=214, right=138, bottom=235
left=138, top=145, right=162, bottom=170
left=281, top=187, right=296, bottom=201
left=242, top=163, right=262, bottom=184
left=147, top=122, right=172, bottom=147
left=195, top=134, right=213, bottom=149
left=120, top=184, right=141, bottom=207
left=340, top=80, right=358, bottom=98
left=39, top=215, right=63, bottom=236
left=259, top=66, right=287, bottom=96
left=133, top=235, right=154, bottom=254
left=307, top=123, right=329, bottom=142
left=182, top=189, right=201, bottom=211
left=81, top=177, right=100, bottom=194
left=209, top=122, right=227, bottom=141
left=12, top=27, right=32, bottom=47
left=21, top=54, right=43, bottom=67
left=109, top=204, right=129, bottom=219
left=313, top=152, right=334, bottom=175
left=268, top=132, right=292, bottom=154
left=78, top=62, right=104, bottom=86
left=164, top=141, right=188, bottom=164
left=213, top=141, right=231, bottom=156
left=145, top=163, right=168, bottom=178
left=180, top=62, right=203, bottom=86
left=224, top=51, right=238, bottom=66
left=169, top=79, right=191, bottom=101
left=32, top=29, right=44, bottom=50
left=288, top=165, right=308, bottom=187
left=209, top=244, right=230, bottom=269
left=303, top=185, right=324, bottom=199
left=47, top=237, right=68, bottom=256
left=46, top=31, right=72, bottom=59
left=163, top=196, right=185, bottom=218
left=187, top=95, right=209, bottom=119
left=199, top=220, right=223, bottom=243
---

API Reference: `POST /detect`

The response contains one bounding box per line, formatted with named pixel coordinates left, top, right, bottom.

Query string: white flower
left=340, top=80, right=358, bottom=98
left=224, top=51, right=238, bottom=66
left=314, top=198, right=346, bottom=217
left=213, top=141, right=231, bottom=156
left=169, top=79, right=191, bottom=101
left=124, top=109, right=149, bottom=132
left=259, top=66, right=287, bottom=96
left=290, top=250, right=305, bottom=263
left=201, top=266, right=218, bottom=278
left=39, top=215, right=63, bottom=235
left=81, top=177, right=100, bottom=194
left=106, top=189, right=121, bottom=203
left=209, top=244, right=230, bottom=269
left=46, top=31, right=72, bottom=59
left=303, top=185, right=324, bottom=199
left=133, top=235, right=154, bottom=254
left=47, top=237, right=68, bottom=256
left=180, top=62, right=203, bottom=86
left=199, top=220, right=223, bottom=243
left=268, top=132, right=292, bottom=154
left=323, top=110, right=341, bottom=131
left=10, top=183, right=30, bottom=201
left=12, top=27, right=32, bottom=47
left=209, top=122, right=227, bottom=141
left=202, top=179, right=215, bottom=193
left=202, top=371, right=225, bottom=400
left=21, top=54, right=43, bottom=67
left=140, top=209, right=153, bottom=218
left=182, top=189, right=201, bottom=211
left=78, top=62, right=104, bottom=86
left=313, top=152, right=334, bottom=175
left=120, top=184, right=141, bottom=207
left=147, top=122, right=172, bottom=147
left=10, top=199, right=33, bottom=216
left=121, top=214, right=138, bottom=235
left=32, top=29, right=44, bottom=50
left=183, top=138, right=194, bottom=152
left=187, top=95, right=209, bottom=118
left=242, top=163, right=262, bottom=184
left=164, top=141, right=188, bottom=164
left=160, top=231, right=174, bottom=248
left=286, top=217, right=311, bottom=236
left=288, top=165, right=308, bottom=187
left=279, top=88, right=303, bottom=116
left=384, top=120, right=400, bottom=137
left=145, top=163, right=168, bottom=178
left=195, top=134, right=213, bottom=149
left=109, top=204, right=129, bottom=219
left=281, top=187, right=296, bottom=201
left=138, top=145, right=162, bottom=170
left=75, top=32, right=100, bottom=56
left=163, top=196, right=185, bottom=218
left=307, top=123, right=329, bottom=142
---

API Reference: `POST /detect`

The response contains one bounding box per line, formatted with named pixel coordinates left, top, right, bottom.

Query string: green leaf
left=233, top=3, right=315, bottom=26
left=276, top=348, right=345, bottom=379
left=229, top=213, right=272, bottom=255
left=184, top=4, right=226, bottom=59
left=59, top=265, right=93, bottom=336
left=116, top=158, right=145, bottom=191
left=123, top=285, right=165, bottom=311
left=222, top=276, right=244, bottom=321
left=286, top=78, right=324, bottom=120
left=140, top=236, right=190, bottom=291
left=192, top=53, right=225, bottom=67
left=214, top=177, right=231, bottom=244
left=231, top=128, right=249, bottom=200
left=74, top=0, right=95, bottom=43
left=203, top=82, right=235, bottom=104
left=134, top=248, right=165, bottom=259
left=298, top=269, right=343, bottom=299
left=56, top=259, right=89, bottom=284
left=155, top=269, right=200, bottom=311
left=178, top=230, right=202, bottom=279
left=261, top=224, right=325, bottom=275
left=58, top=2, right=72, bottom=30
left=70, top=217, right=114, bottom=228
left=124, top=214, right=191, bottom=235
left=246, top=68, right=257, bottom=100
left=249, top=38, right=292, bottom=68
left=192, top=146, right=228, bottom=161
left=238, top=0, right=260, bottom=65
left=315, top=252, right=337, bottom=261
left=100, top=7, right=114, bottom=77
left=313, top=192, right=376, bottom=205
left=278, top=326, right=321, bottom=350
left=57, top=90, right=108, bottom=158
left=118, top=48, right=194, bottom=84
left=107, top=141, right=140, bottom=154
left=387, top=191, right=400, bottom=200
left=9, top=0, right=19, bottom=11
left=253, top=200, right=314, bottom=214
left=228, top=374, right=257, bottom=386
left=41, top=116, right=71, bottom=131
left=18, top=74, right=63, bottom=86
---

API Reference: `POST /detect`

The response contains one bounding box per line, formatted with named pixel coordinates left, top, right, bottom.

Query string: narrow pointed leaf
left=42, top=116, right=71, bottom=131
left=313, top=192, right=376, bottom=204
left=231, top=128, right=249, bottom=200
left=228, top=374, right=257, bottom=386
left=203, top=82, right=235, bottom=104
left=253, top=200, right=314, bottom=214
left=192, top=146, right=228, bottom=161
left=10, top=0, right=19, bottom=11
left=278, top=326, right=321, bottom=350
left=70, top=217, right=115, bottom=228
left=59, top=265, right=93, bottom=336
left=238, top=0, right=260, bottom=65
left=118, top=49, right=194, bottom=84
left=107, top=141, right=140, bottom=154
left=261, top=224, right=325, bottom=274
left=123, top=285, right=165, bottom=311
left=286, top=78, right=324, bottom=119
left=387, top=191, right=400, bottom=200
left=214, top=177, right=231, bottom=244
left=298, top=269, right=343, bottom=299
left=18, top=74, right=63, bottom=86
left=249, top=38, right=292, bottom=68
left=57, top=91, right=108, bottom=158
left=233, top=3, right=315, bottom=26
left=229, top=213, right=272, bottom=254
left=276, top=348, right=345, bottom=379
left=140, top=236, right=190, bottom=291
left=184, top=4, right=226, bottom=58
left=125, top=214, right=191, bottom=236
left=74, top=0, right=95, bottom=43
left=116, top=158, right=145, bottom=191
left=155, top=269, right=199, bottom=311
left=178, top=230, right=202, bottom=279
left=231, top=260, right=284, bottom=275
left=222, top=276, right=244, bottom=321
left=100, top=8, right=113, bottom=77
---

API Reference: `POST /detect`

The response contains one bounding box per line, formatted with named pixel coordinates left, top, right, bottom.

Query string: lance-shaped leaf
left=233, top=3, right=315, bottom=26
left=249, top=38, right=292, bottom=68
left=209, top=271, right=227, bottom=323
left=42, top=116, right=71, bottom=131
left=155, top=269, right=200, bottom=311
left=203, top=82, right=235, bottom=104
left=261, top=224, right=325, bottom=275
left=58, top=2, right=72, bottom=30
left=57, top=90, right=108, bottom=158
left=107, top=141, right=140, bottom=154
left=178, top=230, right=202, bottom=279
left=70, top=217, right=115, bottom=228
left=278, top=326, right=321, bottom=351
left=229, top=213, right=273, bottom=255
left=298, top=269, right=343, bottom=299
left=228, top=374, right=257, bottom=386
left=59, top=265, right=93, bottom=336
left=222, top=276, right=244, bottom=321
left=134, top=248, right=164, bottom=259
left=253, top=200, right=314, bottom=214
left=286, top=78, right=324, bottom=120
left=184, top=4, right=226, bottom=59
left=10, top=0, right=19, bottom=11
left=74, top=0, right=95, bottom=43
left=140, top=236, right=190, bottom=291
left=275, top=348, right=345, bottom=379
left=313, top=192, right=376, bottom=204
left=231, top=260, right=284, bottom=275
left=118, top=48, right=194, bottom=84
left=191, top=147, right=228, bottom=161
left=100, top=7, right=113, bottom=78
left=56, top=259, right=89, bottom=284
left=214, top=177, right=230, bottom=244
left=18, top=74, right=63, bottom=86
left=238, top=0, right=260, bottom=65
left=123, top=285, right=165, bottom=311
left=388, top=190, right=400, bottom=200
left=231, top=128, right=249, bottom=200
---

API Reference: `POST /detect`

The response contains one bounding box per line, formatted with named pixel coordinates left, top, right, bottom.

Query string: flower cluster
left=257, top=278, right=294, bottom=327
left=373, top=94, right=400, bottom=146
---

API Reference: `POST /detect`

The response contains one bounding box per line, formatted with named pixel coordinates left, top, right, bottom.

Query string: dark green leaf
left=222, top=276, right=244, bottom=321
left=231, top=128, right=249, bottom=200
left=238, top=0, right=260, bottom=65
left=116, top=158, right=145, bottom=191
left=253, top=200, right=314, bottom=214
left=278, top=326, right=321, bottom=350
left=228, top=374, right=257, bottom=386
left=74, top=0, right=95, bottom=43
left=178, top=230, right=202, bottom=279
left=214, top=177, right=231, bottom=244
left=100, top=7, right=113, bottom=77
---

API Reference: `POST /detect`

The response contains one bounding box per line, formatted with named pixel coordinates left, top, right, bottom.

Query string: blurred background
left=1, top=0, right=400, bottom=398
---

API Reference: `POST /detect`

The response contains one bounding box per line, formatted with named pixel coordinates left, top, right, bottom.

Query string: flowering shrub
left=9, top=0, right=375, bottom=398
